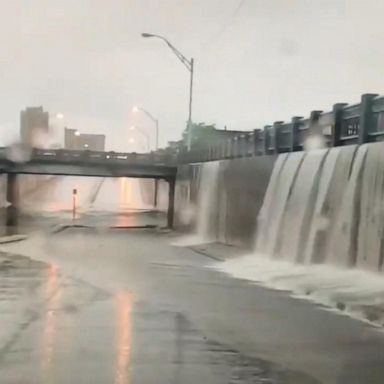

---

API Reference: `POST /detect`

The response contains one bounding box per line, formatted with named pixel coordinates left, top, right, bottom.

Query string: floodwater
left=0, top=229, right=322, bottom=384
left=1, top=177, right=384, bottom=383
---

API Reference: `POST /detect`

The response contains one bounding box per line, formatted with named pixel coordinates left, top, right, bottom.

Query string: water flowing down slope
left=219, top=142, right=384, bottom=325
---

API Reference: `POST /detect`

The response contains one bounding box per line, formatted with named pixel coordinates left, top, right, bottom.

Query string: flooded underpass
left=2, top=156, right=384, bottom=384
left=0, top=227, right=384, bottom=384
left=0, top=230, right=321, bottom=384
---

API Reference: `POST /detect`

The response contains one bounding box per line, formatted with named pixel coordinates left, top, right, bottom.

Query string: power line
left=203, top=0, right=247, bottom=49
left=232, top=0, right=247, bottom=16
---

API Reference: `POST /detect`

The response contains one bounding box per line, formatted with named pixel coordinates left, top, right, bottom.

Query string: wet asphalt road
left=1, top=227, right=384, bottom=384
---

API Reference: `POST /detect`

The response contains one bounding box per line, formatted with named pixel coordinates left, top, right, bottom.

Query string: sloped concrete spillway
left=174, top=157, right=275, bottom=246
left=254, top=142, right=384, bottom=272
left=216, top=142, right=384, bottom=325
left=256, top=145, right=358, bottom=266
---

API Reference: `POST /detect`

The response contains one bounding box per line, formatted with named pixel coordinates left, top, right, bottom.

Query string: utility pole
left=141, top=33, right=194, bottom=150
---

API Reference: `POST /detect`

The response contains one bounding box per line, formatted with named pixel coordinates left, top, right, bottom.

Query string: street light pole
left=132, top=106, right=160, bottom=208
left=130, top=124, right=158, bottom=207
left=130, top=126, right=150, bottom=152
left=133, top=106, right=159, bottom=150
left=141, top=33, right=194, bottom=150
left=187, top=58, right=194, bottom=150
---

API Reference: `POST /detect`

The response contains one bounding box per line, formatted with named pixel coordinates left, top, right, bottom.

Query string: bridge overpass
left=0, top=148, right=177, bottom=229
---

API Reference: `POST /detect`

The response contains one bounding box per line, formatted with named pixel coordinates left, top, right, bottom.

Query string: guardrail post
left=239, top=135, right=245, bottom=157
left=331, top=103, right=347, bottom=147
left=359, top=93, right=378, bottom=144
left=237, top=135, right=242, bottom=157
left=263, top=125, right=271, bottom=154
left=309, top=110, right=323, bottom=136
left=245, top=134, right=250, bottom=157
left=252, top=129, right=260, bottom=156
left=239, top=136, right=243, bottom=157
left=246, top=134, right=251, bottom=156
left=273, top=121, right=284, bottom=154
left=290, top=116, right=303, bottom=152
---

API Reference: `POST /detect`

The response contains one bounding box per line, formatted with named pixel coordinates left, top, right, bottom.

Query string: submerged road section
left=1, top=229, right=384, bottom=384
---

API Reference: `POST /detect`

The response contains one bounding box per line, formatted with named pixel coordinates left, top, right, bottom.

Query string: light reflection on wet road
left=41, top=264, right=60, bottom=383
left=115, top=292, right=133, bottom=384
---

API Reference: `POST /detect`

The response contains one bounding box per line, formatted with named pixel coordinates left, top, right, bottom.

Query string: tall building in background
left=20, top=107, right=49, bottom=147
left=64, top=127, right=105, bottom=151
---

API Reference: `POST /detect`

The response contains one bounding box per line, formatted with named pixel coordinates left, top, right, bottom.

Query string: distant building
left=185, top=123, right=245, bottom=150
left=20, top=107, right=49, bottom=147
left=64, top=127, right=105, bottom=151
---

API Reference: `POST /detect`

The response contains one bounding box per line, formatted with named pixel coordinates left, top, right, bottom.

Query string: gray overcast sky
left=1, top=0, right=384, bottom=151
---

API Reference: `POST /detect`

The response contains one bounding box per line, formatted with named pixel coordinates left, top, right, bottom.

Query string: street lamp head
left=132, top=106, right=139, bottom=113
left=74, top=130, right=80, bottom=136
left=141, top=33, right=155, bottom=38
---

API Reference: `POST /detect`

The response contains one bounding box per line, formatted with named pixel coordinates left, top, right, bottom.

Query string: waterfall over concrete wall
left=276, top=149, right=327, bottom=262
left=172, top=161, right=220, bottom=246
left=196, top=161, right=220, bottom=241
left=255, top=153, right=288, bottom=253
left=255, top=152, right=305, bottom=257
left=327, top=145, right=367, bottom=267
left=305, top=145, right=357, bottom=264
left=356, top=144, right=384, bottom=271
left=174, top=156, right=275, bottom=246
left=217, top=142, right=384, bottom=325
left=254, top=142, right=384, bottom=272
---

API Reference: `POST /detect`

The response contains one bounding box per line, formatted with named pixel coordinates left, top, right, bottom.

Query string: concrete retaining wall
left=218, top=156, right=276, bottom=246
left=175, top=156, right=275, bottom=247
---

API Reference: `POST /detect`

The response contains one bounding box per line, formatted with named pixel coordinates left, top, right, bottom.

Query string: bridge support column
left=153, top=180, right=159, bottom=208
left=6, top=173, right=19, bottom=230
left=167, top=177, right=176, bottom=229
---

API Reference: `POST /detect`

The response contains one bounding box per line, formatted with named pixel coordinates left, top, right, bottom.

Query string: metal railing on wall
left=179, top=93, right=384, bottom=163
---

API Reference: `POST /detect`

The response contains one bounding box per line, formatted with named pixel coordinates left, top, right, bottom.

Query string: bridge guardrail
left=178, top=93, right=384, bottom=164
left=0, top=147, right=177, bottom=167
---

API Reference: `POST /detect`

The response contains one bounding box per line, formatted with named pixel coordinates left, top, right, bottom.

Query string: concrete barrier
left=175, top=156, right=275, bottom=247
left=218, top=156, right=276, bottom=247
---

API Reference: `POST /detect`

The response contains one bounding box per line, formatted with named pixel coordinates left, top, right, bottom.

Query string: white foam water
left=305, top=145, right=357, bottom=264
left=217, top=253, right=384, bottom=326
left=218, top=143, right=384, bottom=326
left=256, top=152, right=305, bottom=256
left=276, top=149, right=328, bottom=262
left=327, top=144, right=368, bottom=267
left=172, top=161, right=220, bottom=246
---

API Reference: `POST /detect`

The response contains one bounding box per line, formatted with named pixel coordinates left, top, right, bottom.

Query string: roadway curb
left=0, top=234, right=28, bottom=245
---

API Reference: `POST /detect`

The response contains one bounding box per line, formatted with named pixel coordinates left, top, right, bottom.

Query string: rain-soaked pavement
left=1, top=224, right=384, bottom=384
